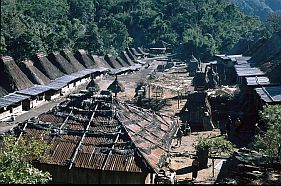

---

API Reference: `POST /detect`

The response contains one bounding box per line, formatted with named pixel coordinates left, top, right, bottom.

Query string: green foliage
left=0, top=136, right=51, bottom=184
left=194, top=135, right=234, bottom=157
left=250, top=105, right=281, bottom=162
left=1, top=0, right=266, bottom=61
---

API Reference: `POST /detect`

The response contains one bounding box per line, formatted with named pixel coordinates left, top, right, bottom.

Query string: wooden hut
left=0, top=93, right=30, bottom=121
left=16, top=85, right=52, bottom=110
left=104, top=54, right=123, bottom=69
left=60, top=49, right=85, bottom=71
left=180, top=91, right=213, bottom=131
left=19, top=60, right=51, bottom=85
left=48, top=51, right=77, bottom=75
left=74, top=49, right=96, bottom=68
left=0, top=56, right=33, bottom=93
left=31, top=53, right=65, bottom=80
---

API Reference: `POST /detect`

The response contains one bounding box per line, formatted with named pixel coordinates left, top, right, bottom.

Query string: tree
left=250, top=104, right=281, bottom=162
left=0, top=136, right=52, bottom=184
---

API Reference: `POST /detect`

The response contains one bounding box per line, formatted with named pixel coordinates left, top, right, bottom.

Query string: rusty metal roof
left=13, top=93, right=176, bottom=174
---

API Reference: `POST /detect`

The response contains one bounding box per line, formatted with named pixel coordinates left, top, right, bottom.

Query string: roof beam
left=68, top=103, right=98, bottom=170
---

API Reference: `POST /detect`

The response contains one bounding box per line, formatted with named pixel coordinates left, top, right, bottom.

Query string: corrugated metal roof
left=16, top=85, right=51, bottom=96
left=13, top=92, right=176, bottom=174
left=0, top=93, right=30, bottom=108
left=246, top=76, right=270, bottom=86
left=255, top=86, right=281, bottom=103
left=235, top=66, right=265, bottom=77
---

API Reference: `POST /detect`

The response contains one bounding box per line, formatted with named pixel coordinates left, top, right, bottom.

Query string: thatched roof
left=120, top=51, right=135, bottom=66
left=90, top=55, right=112, bottom=68
left=137, top=47, right=149, bottom=55
left=0, top=86, right=8, bottom=97
left=86, top=79, right=100, bottom=92
left=0, top=56, right=33, bottom=92
left=116, top=56, right=129, bottom=67
left=260, top=57, right=281, bottom=84
left=47, top=52, right=77, bottom=74
left=60, top=49, right=85, bottom=71
left=74, top=49, right=95, bottom=68
left=31, top=52, right=65, bottom=80
left=104, top=54, right=122, bottom=69
left=125, top=47, right=138, bottom=61
left=129, top=48, right=142, bottom=57
left=19, top=60, right=51, bottom=85
left=107, top=76, right=125, bottom=93
left=251, top=31, right=281, bottom=66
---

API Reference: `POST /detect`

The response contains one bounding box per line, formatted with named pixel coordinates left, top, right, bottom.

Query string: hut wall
left=27, top=95, right=46, bottom=110
left=0, top=108, right=11, bottom=121
left=46, top=90, right=61, bottom=101
left=37, top=164, right=149, bottom=184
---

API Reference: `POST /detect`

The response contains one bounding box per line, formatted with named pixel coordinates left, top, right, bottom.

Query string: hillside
left=231, top=0, right=281, bottom=21
left=1, top=0, right=264, bottom=61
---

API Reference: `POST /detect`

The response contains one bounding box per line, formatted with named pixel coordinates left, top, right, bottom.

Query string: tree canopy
left=1, top=0, right=267, bottom=61
left=0, top=136, right=52, bottom=184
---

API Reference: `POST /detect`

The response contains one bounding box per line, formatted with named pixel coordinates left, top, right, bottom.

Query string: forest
left=0, top=0, right=278, bottom=61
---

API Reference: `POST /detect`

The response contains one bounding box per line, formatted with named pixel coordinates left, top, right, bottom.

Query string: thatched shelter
left=90, top=55, right=112, bottom=68
left=116, top=56, right=129, bottom=67
left=0, top=56, right=33, bottom=92
left=104, top=54, right=122, bottom=69
left=60, top=49, right=85, bottom=71
left=120, top=51, right=135, bottom=66
left=19, top=60, right=51, bottom=85
left=74, top=49, right=95, bottom=68
left=86, top=79, right=100, bottom=92
left=31, top=52, right=65, bottom=80
left=107, top=76, right=125, bottom=97
left=125, top=47, right=138, bottom=61
left=48, top=51, right=77, bottom=74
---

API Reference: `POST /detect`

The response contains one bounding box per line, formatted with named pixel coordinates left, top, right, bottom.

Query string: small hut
left=60, top=49, right=85, bottom=71
left=107, top=76, right=125, bottom=97
left=0, top=56, right=33, bottom=93
left=19, top=60, right=51, bottom=85
left=86, top=79, right=100, bottom=93
left=31, top=52, right=65, bottom=80
left=47, top=51, right=77, bottom=74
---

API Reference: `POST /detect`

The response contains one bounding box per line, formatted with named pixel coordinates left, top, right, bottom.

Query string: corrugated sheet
left=255, top=86, right=281, bottom=103
left=246, top=76, right=270, bottom=86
